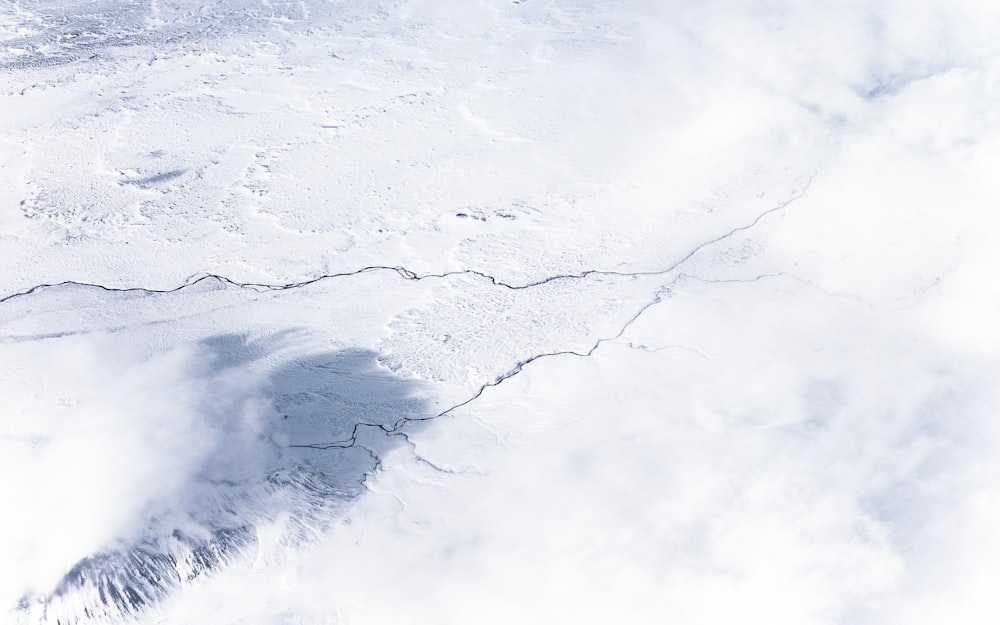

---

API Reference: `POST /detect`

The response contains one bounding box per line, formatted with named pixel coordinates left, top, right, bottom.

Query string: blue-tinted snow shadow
left=18, top=333, right=431, bottom=625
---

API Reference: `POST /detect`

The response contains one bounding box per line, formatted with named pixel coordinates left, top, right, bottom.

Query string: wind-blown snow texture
left=2, top=1, right=1000, bottom=624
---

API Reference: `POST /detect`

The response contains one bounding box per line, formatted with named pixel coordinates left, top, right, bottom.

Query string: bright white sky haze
left=2, top=0, right=999, bottom=624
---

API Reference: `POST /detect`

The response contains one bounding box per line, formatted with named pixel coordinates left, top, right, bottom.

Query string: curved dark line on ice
left=0, top=178, right=812, bottom=306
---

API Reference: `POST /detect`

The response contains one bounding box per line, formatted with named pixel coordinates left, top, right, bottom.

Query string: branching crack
left=3, top=180, right=813, bottom=474
left=289, top=267, right=792, bottom=457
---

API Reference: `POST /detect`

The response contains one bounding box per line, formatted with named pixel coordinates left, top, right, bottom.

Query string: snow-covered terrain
left=2, top=1, right=999, bottom=623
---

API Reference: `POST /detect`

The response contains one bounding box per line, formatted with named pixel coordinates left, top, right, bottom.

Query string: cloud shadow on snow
left=16, top=334, right=431, bottom=625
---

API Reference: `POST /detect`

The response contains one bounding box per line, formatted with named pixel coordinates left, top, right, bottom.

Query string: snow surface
left=2, top=0, right=1000, bottom=623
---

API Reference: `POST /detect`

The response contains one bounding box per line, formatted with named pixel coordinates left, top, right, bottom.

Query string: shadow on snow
left=18, top=333, right=431, bottom=625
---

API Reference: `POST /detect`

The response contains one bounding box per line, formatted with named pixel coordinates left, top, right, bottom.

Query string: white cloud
left=0, top=335, right=273, bottom=608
